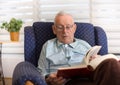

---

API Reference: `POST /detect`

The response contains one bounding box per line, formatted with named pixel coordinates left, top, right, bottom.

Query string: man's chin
left=61, top=40, right=71, bottom=44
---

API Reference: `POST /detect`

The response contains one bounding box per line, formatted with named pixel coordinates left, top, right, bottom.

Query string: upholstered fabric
left=12, top=22, right=108, bottom=85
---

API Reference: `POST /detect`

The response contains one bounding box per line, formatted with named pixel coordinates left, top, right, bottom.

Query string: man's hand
left=89, top=55, right=101, bottom=62
left=46, top=73, right=66, bottom=85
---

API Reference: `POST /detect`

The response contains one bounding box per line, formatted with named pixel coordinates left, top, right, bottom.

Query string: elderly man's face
left=52, top=15, right=76, bottom=44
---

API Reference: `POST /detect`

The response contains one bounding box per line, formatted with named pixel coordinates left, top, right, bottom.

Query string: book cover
left=57, top=65, right=93, bottom=79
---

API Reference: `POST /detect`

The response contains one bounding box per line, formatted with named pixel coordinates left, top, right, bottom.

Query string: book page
left=88, top=54, right=119, bottom=71
left=84, top=45, right=102, bottom=65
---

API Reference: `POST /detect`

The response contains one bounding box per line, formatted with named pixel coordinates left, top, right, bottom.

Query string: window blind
left=0, top=0, right=38, bottom=41
left=91, top=0, right=120, bottom=53
left=39, top=0, right=90, bottom=22
left=39, top=0, right=120, bottom=53
left=0, top=0, right=120, bottom=53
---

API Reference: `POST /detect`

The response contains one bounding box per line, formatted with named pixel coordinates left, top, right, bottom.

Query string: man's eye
left=57, top=26, right=63, bottom=29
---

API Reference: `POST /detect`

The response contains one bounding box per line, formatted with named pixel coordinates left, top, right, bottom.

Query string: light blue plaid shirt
left=37, top=38, right=91, bottom=76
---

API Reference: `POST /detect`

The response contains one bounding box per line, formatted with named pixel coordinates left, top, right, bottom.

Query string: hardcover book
left=57, top=46, right=119, bottom=79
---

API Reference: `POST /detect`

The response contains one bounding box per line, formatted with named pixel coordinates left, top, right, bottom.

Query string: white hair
left=54, top=11, right=74, bottom=23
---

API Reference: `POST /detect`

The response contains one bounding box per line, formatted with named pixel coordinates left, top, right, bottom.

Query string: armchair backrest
left=24, top=22, right=108, bottom=67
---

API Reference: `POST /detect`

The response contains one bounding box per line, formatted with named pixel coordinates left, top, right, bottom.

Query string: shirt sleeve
left=37, top=43, right=48, bottom=77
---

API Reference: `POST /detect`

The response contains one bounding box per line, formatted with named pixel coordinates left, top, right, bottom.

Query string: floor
left=0, top=78, right=12, bottom=85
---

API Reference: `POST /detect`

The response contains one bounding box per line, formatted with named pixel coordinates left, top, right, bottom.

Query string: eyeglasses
left=55, top=24, right=74, bottom=31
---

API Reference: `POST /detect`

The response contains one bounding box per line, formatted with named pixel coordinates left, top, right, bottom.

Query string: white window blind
left=39, top=0, right=91, bottom=22
left=39, top=0, right=120, bottom=53
left=0, top=0, right=120, bottom=53
left=91, top=0, right=120, bottom=53
left=0, top=0, right=39, bottom=41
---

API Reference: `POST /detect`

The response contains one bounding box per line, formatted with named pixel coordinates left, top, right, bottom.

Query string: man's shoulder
left=75, top=38, right=91, bottom=47
left=45, top=38, right=57, bottom=43
left=75, top=38, right=88, bottom=43
left=43, top=38, right=57, bottom=46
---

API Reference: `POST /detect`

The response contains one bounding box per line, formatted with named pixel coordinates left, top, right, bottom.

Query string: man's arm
left=37, top=44, right=48, bottom=77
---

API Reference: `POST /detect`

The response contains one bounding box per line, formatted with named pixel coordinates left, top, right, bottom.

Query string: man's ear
left=52, top=25, right=56, bottom=35
left=73, top=24, right=77, bottom=33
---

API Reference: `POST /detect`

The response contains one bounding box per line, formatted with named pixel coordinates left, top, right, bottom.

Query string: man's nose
left=62, top=28, right=68, bottom=33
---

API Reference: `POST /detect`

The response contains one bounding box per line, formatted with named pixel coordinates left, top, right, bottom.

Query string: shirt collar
left=56, top=39, right=64, bottom=47
left=56, top=38, right=77, bottom=48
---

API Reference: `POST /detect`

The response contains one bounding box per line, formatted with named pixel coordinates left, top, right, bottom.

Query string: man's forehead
left=55, top=15, right=74, bottom=24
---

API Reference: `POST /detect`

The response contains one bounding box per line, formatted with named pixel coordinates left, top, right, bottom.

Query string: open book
left=57, top=45, right=119, bottom=79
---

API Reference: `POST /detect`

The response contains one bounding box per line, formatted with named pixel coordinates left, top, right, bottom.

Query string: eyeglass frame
left=55, top=24, right=75, bottom=31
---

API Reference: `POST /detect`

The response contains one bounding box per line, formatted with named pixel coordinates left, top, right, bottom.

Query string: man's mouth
left=63, top=34, right=68, bottom=37
left=63, top=35, right=68, bottom=38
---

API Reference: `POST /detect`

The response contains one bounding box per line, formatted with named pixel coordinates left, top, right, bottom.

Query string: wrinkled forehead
left=54, top=14, right=74, bottom=25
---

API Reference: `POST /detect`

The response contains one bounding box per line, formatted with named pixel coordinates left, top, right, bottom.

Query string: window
left=91, top=0, right=120, bottom=53
left=39, top=0, right=120, bottom=53
left=0, top=0, right=38, bottom=41
left=39, top=0, right=91, bottom=22
left=0, top=0, right=120, bottom=53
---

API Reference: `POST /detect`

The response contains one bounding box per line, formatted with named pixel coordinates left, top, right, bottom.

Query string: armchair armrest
left=12, top=62, right=47, bottom=85
left=24, top=26, right=37, bottom=66
left=94, top=26, right=108, bottom=55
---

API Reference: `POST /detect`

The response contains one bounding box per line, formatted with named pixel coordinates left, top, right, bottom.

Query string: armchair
left=12, top=22, right=108, bottom=85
